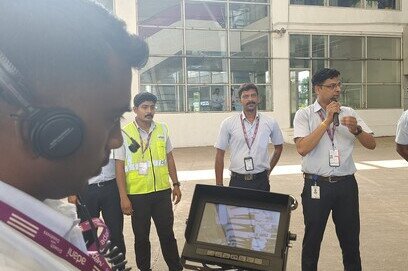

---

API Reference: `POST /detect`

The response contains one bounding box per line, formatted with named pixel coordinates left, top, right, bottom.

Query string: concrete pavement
left=122, top=137, right=408, bottom=271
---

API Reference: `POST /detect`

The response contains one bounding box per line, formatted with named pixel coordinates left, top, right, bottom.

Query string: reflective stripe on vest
left=125, top=159, right=167, bottom=172
left=123, top=122, right=170, bottom=194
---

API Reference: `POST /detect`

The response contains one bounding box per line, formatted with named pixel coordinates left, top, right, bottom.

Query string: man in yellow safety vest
left=115, top=92, right=183, bottom=271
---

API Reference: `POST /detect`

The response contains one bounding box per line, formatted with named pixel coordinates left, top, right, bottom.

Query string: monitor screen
left=197, top=203, right=281, bottom=254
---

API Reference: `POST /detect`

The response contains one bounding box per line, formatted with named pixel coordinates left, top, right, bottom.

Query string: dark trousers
left=128, top=189, right=182, bottom=271
left=301, top=175, right=361, bottom=271
left=78, top=179, right=126, bottom=259
left=229, top=170, right=270, bottom=191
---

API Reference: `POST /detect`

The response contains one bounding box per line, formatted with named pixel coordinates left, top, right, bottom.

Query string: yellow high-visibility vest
left=122, top=122, right=170, bottom=194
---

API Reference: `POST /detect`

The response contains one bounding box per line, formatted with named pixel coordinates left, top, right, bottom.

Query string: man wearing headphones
left=0, top=0, right=148, bottom=270
left=115, top=92, right=183, bottom=271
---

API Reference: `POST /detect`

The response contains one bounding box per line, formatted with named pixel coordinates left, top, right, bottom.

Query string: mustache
left=145, top=114, right=153, bottom=118
left=246, top=101, right=256, bottom=105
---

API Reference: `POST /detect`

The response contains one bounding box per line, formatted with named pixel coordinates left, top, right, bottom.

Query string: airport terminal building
left=100, top=0, right=408, bottom=147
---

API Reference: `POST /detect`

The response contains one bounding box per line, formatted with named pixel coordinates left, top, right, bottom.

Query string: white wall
left=117, top=0, right=408, bottom=148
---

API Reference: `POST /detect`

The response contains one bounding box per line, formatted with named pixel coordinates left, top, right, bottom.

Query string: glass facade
left=289, top=34, right=402, bottom=124
left=138, top=0, right=272, bottom=112
left=290, top=0, right=400, bottom=9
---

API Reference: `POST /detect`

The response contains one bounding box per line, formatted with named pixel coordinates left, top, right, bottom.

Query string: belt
left=89, top=178, right=116, bottom=187
left=231, top=170, right=267, bottom=181
left=303, top=173, right=353, bottom=183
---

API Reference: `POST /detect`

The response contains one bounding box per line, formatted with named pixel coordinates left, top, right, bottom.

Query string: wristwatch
left=352, top=125, right=363, bottom=136
left=172, top=181, right=181, bottom=187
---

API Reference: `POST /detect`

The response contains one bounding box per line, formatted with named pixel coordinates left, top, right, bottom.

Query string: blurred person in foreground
left=0, top=0, right=148, bottom=270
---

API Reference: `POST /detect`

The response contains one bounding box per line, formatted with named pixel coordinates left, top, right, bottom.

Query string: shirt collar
left=240, top=111, right=260, bottom=121
left=0, top=181, right=79, bottom=239
left=134, top=120, right=156, bottom=134
left=313, top=100, right=324, bottom=113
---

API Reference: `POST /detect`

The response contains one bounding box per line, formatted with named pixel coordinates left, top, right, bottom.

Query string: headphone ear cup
left=28, top=108, right=84, bottom=159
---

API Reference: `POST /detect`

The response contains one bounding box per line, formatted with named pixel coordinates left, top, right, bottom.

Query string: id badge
left=244, top=157, right=254, bottom=171
left=329, top=149, right=340, bottom=167
left=311, top=185, right=320, bottom=199
left=138, top=162, right=149, bottom=175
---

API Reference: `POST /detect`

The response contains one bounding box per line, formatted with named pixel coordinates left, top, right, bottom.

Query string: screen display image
left=197, top=203, right=281, bottom=254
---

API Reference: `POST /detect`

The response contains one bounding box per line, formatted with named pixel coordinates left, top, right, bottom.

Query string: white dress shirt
left=293, top=100, right=372, bottom=176
left=0, top=181, right=87, bottom=271
left=215, top=112, right=284, bottom=174
left=395, top=110, right=408, bottom=145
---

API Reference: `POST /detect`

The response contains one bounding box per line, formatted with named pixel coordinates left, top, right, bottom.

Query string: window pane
left=138, top=0, right=180, bottom=26
left=366, top=0, right=398, bottom=9
left=230, top=3, right=269, bottom=29
left=187, top=58, right=228, bottom=83
left=187, top=86, right=211, bottom=112
left=231, top=58, right=269, bottom=84
left=340, top=84, right=362, bottom=109
left=330, top=60, right=362, bottom=83
left=367, top=37, right=401, bottom=59
left=291, top=59, right=310, bottom=69
left=140, top=57, right=183, bottom=84
left=186, top=2, right=226, bottom=29
left=232, top=0, right=269, bottom=3
left=139, top=27, right=182, bottom=55
left=367, top=85, right=401, bottom=108
left=312, top=60, right=325, bottom=75
left=290, top=35, right=310, bottom=58
left=290, top=70, right=310, bottom=125
left=367, top=61, right=400, bottom=83
left=140, top=85, right=184, bottom=112
left=231, top=34, right=268, bottom=57
left=312, top=35, right=326, bottom=57
left=329, top=0, right=361, bottom=7
left=186, top=30, right=227, bottom=56
left=290, top=0, right=324, bottom=5
left=330, top=36, right=362, bottom=59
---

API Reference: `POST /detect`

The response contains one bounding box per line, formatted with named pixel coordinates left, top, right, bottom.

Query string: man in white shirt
left=395, top=110, right=408, bottom=161
left=293, top=68, right=376, bottom=271
left=215, top=83, right=284, bottom=191
left=0, top=0, right=148, bottom=270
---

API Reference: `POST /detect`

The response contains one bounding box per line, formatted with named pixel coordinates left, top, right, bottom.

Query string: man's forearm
left=269, top=145, right=283, bottom=174
left=115, top=160, right=128, bottom=200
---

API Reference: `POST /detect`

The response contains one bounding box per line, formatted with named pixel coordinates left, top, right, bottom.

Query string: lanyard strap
left=240, top=114, right=260, bottom=152
left=317, top=110, right=336, bottom=147
left=135, top=122, right=153, bottom=156
left=0, top=200, right=112, bottom=271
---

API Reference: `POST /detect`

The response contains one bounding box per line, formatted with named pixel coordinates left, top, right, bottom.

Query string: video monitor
left=182, top=184, right=294, bottom=271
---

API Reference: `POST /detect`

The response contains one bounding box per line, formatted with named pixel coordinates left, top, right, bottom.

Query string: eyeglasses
left=319, top=82, right=342, bottom=90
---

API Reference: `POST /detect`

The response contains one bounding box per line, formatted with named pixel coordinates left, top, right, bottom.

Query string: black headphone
left=0, top=49, right=84, bottom=160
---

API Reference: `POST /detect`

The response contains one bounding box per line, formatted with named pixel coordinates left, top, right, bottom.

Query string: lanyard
left=317, top=110, right=336, bottom=147
left=0, top=200, right=112, bottom=271
left=240, top=114, right=260, bottom=153
left=135, top=122, right=153, bottom=157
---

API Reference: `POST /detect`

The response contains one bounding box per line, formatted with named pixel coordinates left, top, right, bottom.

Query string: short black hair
left=0, top=0, right=148, bottom=101
left=238, top=83, right=258, bottom=98
left=312, top=68, right=341, bottom=87
left=133, top=92, right=157, bottom=107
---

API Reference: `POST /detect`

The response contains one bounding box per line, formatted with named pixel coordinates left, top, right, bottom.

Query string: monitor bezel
left=182, top=184, right=292, bottom=271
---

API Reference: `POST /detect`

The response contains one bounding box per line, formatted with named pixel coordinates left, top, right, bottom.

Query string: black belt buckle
left=328, top=176, right=337, bottom=183
left=244, top=174, right=253, bottom=181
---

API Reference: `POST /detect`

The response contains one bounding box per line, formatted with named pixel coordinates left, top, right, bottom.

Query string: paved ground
left=121, top=137, right=408, bottom=271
